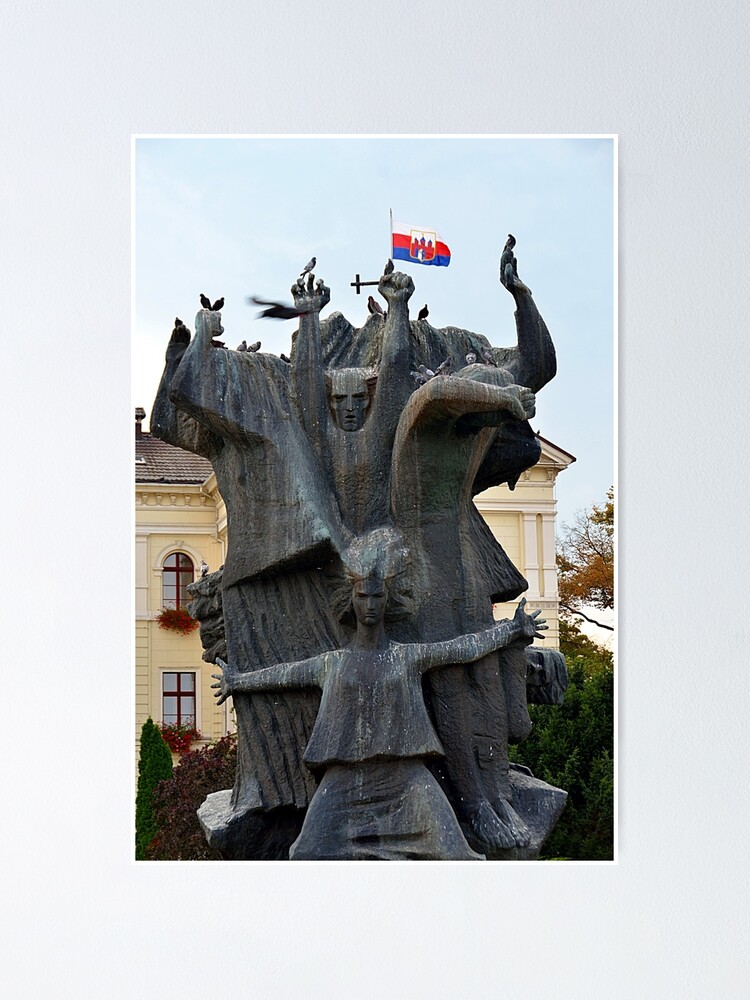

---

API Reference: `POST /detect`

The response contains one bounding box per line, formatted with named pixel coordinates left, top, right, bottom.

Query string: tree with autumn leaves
left=507, top=486, right=616, bottom=859
left=557, top=487, right=614, bottom=631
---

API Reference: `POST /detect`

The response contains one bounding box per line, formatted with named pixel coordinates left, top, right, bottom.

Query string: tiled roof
left=135, top=433, right=214, bottom=484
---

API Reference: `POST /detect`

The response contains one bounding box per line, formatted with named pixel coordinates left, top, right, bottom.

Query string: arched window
left=162, top=552, right=194, bottom=609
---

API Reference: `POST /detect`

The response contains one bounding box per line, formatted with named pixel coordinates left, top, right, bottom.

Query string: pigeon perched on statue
left=300, top=257, right=316, bottom=276
left=417, top=305, right=429, bottom=321
left=279, top=353, right=291, bottom=363
left=383, top=258, right=394, bottom=275
left=480, top=348, right=498, bottom=367
left=410, top=370, right=429, bottom=386
left=200, top=560, right=209, bottom=577
left=367, top=295, right=384, bottom=316
left=236, top=340, right=248, bottom=352
left=200, top=294, right=224, bottom=311
left=418, top=364, right=435, bottom=380
left=248, top=341, right=261, bottom=352
left=435, top=357, right=453, bottom=376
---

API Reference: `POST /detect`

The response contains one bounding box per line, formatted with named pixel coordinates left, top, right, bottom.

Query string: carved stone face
left=351, top=576, right=387, bottom=628
left=328, top=369, right=373, bottom=432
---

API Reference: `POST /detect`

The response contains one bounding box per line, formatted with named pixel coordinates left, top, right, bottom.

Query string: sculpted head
left=325, top=368, right=378, bottom=431
left=351, top=575, right=387, bottom=629
left=332, top=528, right=412, bottom=628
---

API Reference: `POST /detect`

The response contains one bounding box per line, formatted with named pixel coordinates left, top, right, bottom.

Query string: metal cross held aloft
left=350, top=273, right=382, bottom=295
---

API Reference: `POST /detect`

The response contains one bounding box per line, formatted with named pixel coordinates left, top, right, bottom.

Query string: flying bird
left=367, top=295, right=384, bottom=316
left=247, top=296, right=309, bottom=320
left=383, top=258, right=394, bottom=275
left=417, top=305, right=429, bottom=321
left=248, top=341, right=261, bottom=352
left=200, top=560, right=209, bottom=577
left=300, top=256, right=316, bottom=276
left=236, top=340, right=247, bottom=352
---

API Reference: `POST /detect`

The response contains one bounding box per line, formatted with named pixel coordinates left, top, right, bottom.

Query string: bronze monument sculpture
left=151, top=239, right=568, bottom=860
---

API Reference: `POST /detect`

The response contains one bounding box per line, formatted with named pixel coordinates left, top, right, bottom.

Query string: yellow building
left=134, top=409, right=574, bottom=749
left=477, top=434, right=576, bottom=648
left=135, top=408, right=228, bottom=753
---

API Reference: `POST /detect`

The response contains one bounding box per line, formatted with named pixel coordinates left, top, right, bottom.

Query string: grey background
left=2, top=1, right=747, bottom=997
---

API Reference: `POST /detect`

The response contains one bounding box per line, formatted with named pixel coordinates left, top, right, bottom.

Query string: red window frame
left=162, top=552, right=194, bottom=609
left=162, top=671, right=196, bottom=727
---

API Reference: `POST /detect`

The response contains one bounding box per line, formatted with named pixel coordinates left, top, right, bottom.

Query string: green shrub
left=147, top=735, right=237, bottom=860
left=135, top=717, right=174, bottom=860
left=510, top=621, right=614, bottom=859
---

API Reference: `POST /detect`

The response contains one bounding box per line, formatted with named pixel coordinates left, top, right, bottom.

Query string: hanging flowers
left=155, top=606, right=199, bottom=635
left=158, top=722, right=203, bottom=755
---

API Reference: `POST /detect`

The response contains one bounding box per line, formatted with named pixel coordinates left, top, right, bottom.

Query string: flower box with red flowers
left=158, top=722, right=203, bottom=755
left=155, top=606, right=199, bottom=635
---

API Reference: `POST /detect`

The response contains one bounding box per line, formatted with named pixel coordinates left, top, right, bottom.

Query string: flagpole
left=389, top=208, right=393, bottom=259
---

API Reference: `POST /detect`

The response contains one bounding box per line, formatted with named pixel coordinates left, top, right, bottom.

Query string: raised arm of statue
left=290, top=274, right=331, bottom=459
left=498, top=242, right=556, bottom=393
left=409, top=599, right=547, bottom=675
left=168, top=308, right=283, bottom=447
left=211, top=653, right=327, bottom=704
left=371, top=270, right=416, bottom=429
left=150, top=317, right=222, bottom=456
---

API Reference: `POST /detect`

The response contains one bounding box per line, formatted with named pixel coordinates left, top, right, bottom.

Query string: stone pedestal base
left=500, top=765, right=568, bottom=860
left=198, top=790, right=305, bottom=860
left=199, top=766, right=566, bottom=861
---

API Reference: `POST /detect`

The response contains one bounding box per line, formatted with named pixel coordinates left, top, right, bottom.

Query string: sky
left=133, top=135, right=614, bottom=528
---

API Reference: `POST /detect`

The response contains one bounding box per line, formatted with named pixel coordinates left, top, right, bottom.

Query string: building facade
left=134, top=410, right=574, bottom=750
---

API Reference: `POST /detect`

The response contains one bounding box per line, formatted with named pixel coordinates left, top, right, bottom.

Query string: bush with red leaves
left=146, top=735, right=237, bottom=860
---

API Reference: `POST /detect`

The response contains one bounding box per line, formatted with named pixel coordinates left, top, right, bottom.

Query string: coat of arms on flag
left=392, top=221, right=451, bottom=267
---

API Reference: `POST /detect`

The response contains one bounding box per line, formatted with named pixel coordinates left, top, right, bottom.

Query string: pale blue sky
left=133, top=135, right=614, bottom=527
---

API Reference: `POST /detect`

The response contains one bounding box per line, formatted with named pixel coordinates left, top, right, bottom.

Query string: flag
left=391, top=222, right=451, bottom=267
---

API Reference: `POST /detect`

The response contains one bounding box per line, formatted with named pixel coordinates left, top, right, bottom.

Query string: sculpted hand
left=291, top=274, right=330, bottom=314
left=518, top=386, right=536, bottom=419
left=505, top=385, right=537, bottom=421
left=211, top=657, right=237, bottom=706
left=166, top=319, right=191, bottom=363
left=378, top=270, right=415, bottom=305
left=512, top=597, right=548, bottom=643
left=500, top=251, right=532, bottom=298
left=194, top=308, right=224, bottom=347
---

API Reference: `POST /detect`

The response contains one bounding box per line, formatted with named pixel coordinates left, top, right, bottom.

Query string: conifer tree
left=135, top=717, right=173, bottom=860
